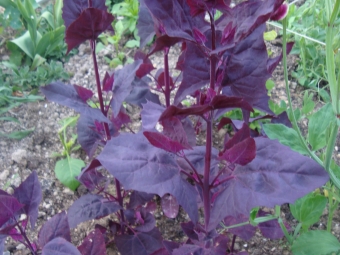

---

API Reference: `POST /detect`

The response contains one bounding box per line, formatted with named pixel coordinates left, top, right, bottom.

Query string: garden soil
left=1, top=39, right=340, bottom=255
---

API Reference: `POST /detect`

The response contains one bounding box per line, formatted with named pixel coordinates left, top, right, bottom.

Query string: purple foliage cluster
left=1, top=0, right=329, bottom=254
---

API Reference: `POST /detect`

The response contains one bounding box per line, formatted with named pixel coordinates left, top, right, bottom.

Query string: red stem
left=90, top=40, right=111, bottom=141
left=115, top=178, right=125, bottom=234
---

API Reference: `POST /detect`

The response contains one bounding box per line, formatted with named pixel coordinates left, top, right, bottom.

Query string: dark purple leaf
left=38, top=211, right=71, bottom=248
left=209, top=137, right=329, bottom=231
left=78, top=229, right=106, bottom=255
left=13, top=171, right=41, bottom=229
left=141, top=101, right=165, bottom=130
left=102, top=71, right=114, bottom=92
left=74, top=85, right=93, bottom=102
left=77, top=159, right=105, bottom=191
left=271, top=111, right=292, bottom=128
left=186, top=0, right=231, bottom=17
left=67, top=194, right=121, bottom=228
left=161, top=95, right=253, bottom=120
left=0, top=195, right=23, bottom=227
left=221, top=24, right=273, bottom=113
left=42, top=237, right=81, bottom=255
left=144, top=131, right=188, bottom=153
left=125, top=78, right=161, bottom=108
left=41, top=82, right=108, bottom=123
left=143, top=0, right=207, bottom=43
left=217, top=117, right=232, bottom=130
left=162, top=117, right=192, bottom=150
left=128, top=191, right=155, bottom=209
left=111, top=60, right=142, bottom=117
left=135, top=51, right=155, bottom=78
left=115, top=228, right=164, bottom=255
left=7, top=227, right=23, bottom=242
left=173, top=244, right=202, bottom=255
left=223, top=123, right=250, bottom=151
left=181, top=221, right=198, bottom=241
left=258, top=210, right=285, bottom=239
left=62, top=0, right=107, bottom=28
left=224, top=215, right=256, bottom=241
left=97, top=132, right=199, bottom=223
left=135, top=210, right=156, bottom=233
left=77, top=113, right=104, bottom=158
left=219, top=137, right=256, bottom=165
left=161, top=194, right=179, bottom=219
left=137, top=0, right=156, bottom=48
left=148, top=35, right=182, bottom=55
left=163, top=241, right=180, bottom=253
left=270, top=3, right=288, bottom=21
left=173, top=43, right=209, bottom=104
left=267, top=42, right=294, bottom=74
left=0, top=190, right=10, bottom=196
left=65, top=8, right=114, bottom=53
left=111, top=108, right=131, bottom=131
left=150, top=248, right=171, bottom=255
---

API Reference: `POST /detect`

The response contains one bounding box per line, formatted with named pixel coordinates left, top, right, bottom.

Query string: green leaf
left=40, top=11, right=55, bottom=29
left=0, top=116, right=20, bottom=123
left=54, top=0, right=64, bottom=28
left=308, top=103, right=336, bottom=151
left=264, top=30, right=277, bottom=41
left=0, top=128, right=34, bottom=139
left=263, top=123, right=309, bottom=155
left=301, top=91, right=315, bottom=115
left=292, top=230, right=340, bottom=255
left=290, top=193, right=327, bottom=230
left=35, top=26, right=65, bottom=58
left=55, top=157, right=85, bottom=190
left=31, top=54, right=46, bottom=70
left=10, top=31, right=35, bottom=59
left=265, top=79, right=275, bottom=92
left=125, top=39, right=139, bottom=48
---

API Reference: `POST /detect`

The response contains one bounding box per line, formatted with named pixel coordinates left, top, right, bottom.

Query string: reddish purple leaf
left=187, top=0, right=231, bottom=17
left=135, top=51, right=155, bottom=78
left=135, top=209, right=156, bottom=233
left=162, top=117, right=192, bottom=150
left=270, top=3, right=288, bottom=21
left=13, top=171, right=42, bottom=229
left=65, top=8, right=114, bottom=54
left=111, top=108, right=131, bottom=131
left=42, top=237, right=81, bottom=255
left=193, top=27, right=207, bottom=44
left=161, top=194, right=179, bottom=219
left=144, top=131, right=188, bottom=153
left=157, top=72, right=175, bottom=91
left=173, top=244, right=202, bottom=255
left=160, top=95, right=253, bottom=120
left=74, top=85, right=93, bottom=102
left=267, top=42, right=294, bottom=74
left=62, top=0, right=107, bottom=28
left=128, top=191, right=155, bottom=210
left=97, top=133, right=199, bottom=223
left=223, top=123, right=251, bottom=151
left=67, top=194, right=121, bottom=228
left=38, top=211, right=71, bottom=248
left=0, top=195, right=23, bottom=227
left=77, top=159, right=105, bottom=191
left=115, top=228, right=164, bottom=255
left=209, top=137, right=329, bottom=231
left=148, top=35, right=182, bottom=55
left=102, top=71, right=114, bottom=92
left=224, top=214, right=256, bottom=240
left=181, top=221, right=198, bottom=240
left=78, top=229, right=107, bottom=255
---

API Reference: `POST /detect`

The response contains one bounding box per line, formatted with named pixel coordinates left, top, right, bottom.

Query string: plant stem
left=90, top=39, right=111, bottom=141
left=203, top=118, right=212, bottom=230
left=15, top=220, right=37, bottom=255
left=164, top=47, right=171, bottom=107
left=115, top=178, right=125, bottom=234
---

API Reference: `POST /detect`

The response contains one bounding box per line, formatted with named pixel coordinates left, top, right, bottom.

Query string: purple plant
left=0, top=0, right=327, bottom=254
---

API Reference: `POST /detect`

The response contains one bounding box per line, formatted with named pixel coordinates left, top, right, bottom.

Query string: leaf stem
left=115, top=178, right=125, bottom=234
left=15, top=220, right=37, bottom=255
left=164, top=47, right=171, bottom=107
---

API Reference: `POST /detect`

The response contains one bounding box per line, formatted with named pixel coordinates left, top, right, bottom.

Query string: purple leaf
left=62, top=0, right=107, bottom=28
left=162, top=117, right=192, bottom=150
left=173, top=43, right=209, bottom=104
left=209, top=137, right=329, bottom=231
left=102, top=71, right=114, bottom=92
left=111, top=60, right=142, bottom=117
left=163, top=241, right=180, bottom=253
left=141, top=101, right=165, bottom=130
left=270, top=3, right=289, bottom=21
left=78, top=229, right=107, bottom=255
left=173, top=244, right=202, bottom=255
left=65, top=8, right=114, bottom=53
left=160, top=95, right=253, bottom=120
left=0, top=195, right=23, bottom=227
left=41, top=82, right=108, bottom=123
left=42, top=237, right=81, bottom=255
left=271, top=111, right=292, bottom=128
left=0, top=234, right=5, bottom=254
left=38, top=211, right=71, bottom=248
left=161, top=194, right=179, bottom=219
left=77, top=159, right=105, bottom=191
left=111, top=108, right=131, bottom=131
left=224, top=214, right=256, bottom=241
left=125, top=78, right=161, bottom=108
left=67, top=194, right=121, bottom=228
left=221, top=24, right=273, bottom=113
left=148, top=35, right=182, bottom=55
left=135, top=210, right=156, bottom=233
left=74, top=85, right=93, bottom=102
left=143, top=0, right=207, bottom=43
left=115, top=228, right=164, bottom=255
left=13, top=171, right=42, bottom=229
left=137, top=0, right=156, bottom=48
left=181, top=221, right=198, bottom=240
left=135, top=51, right=155, bottom=78
left=97, top=132, right=199, bottom=223
left=267, top=42, right=294, bottom=74
left=186, top=0, right=231, bottom=17
left=128, top=191, right=155, bottom=209
left=258, top=210, right=286, bottom=239
left=144, top=131, right=188, bottom=153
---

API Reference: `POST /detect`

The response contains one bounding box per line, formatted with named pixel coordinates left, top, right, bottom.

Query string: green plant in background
left=51, top=115, right=85, bottom=191
left=98, top=0, right=139, bottom=67
left=264, top=0, right=340, bottom=254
